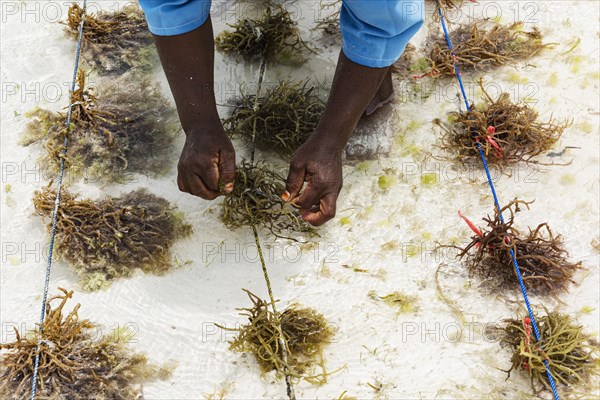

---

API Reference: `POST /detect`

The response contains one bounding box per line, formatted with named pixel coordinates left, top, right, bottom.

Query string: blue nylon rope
left=435, top=2, right=560, bottom=399
left=30, top=1, right=87, bottom=399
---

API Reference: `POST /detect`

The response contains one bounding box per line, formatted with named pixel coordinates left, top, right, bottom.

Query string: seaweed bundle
left=421, top=22, right=550, bottom=78
left=215, top=4, right=310, bottom=63
left=501, top=310, right=599, bottom=394
left=219, top=289, right=334, bottom=384
left=33, top=187, right=192, bottom=290
left=455, top=200, right=582, bottom=297
left=0, top=288, right=171, bottom=399
left=220, top=161, right=314, bottom=239
left=434, top=81, right=569, bottom=167
left=22, top=70, right=178, bottom=183
left=223, top=80, right=325, bottom=156
left=66, top=3, right=156, bottom=74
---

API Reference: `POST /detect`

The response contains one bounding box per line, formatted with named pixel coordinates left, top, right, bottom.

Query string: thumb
left=283, top=162, right=305, bottom=201
left=218, top=148, right=236, bottom=194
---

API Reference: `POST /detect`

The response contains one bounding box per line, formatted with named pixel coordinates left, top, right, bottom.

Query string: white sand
left=1, top=1, right=598, bottom=398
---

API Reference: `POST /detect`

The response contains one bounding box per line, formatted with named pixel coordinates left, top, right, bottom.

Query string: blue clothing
left=137, top=0, right=424, bottom=68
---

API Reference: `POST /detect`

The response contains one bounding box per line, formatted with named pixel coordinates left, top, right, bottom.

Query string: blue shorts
left=137, top=0, right=424, bottom=68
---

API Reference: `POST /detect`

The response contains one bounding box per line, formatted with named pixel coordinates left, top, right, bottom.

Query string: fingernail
left=225, top=182, right=234, bottom=193
left=281, top=191, right=290, bottom=201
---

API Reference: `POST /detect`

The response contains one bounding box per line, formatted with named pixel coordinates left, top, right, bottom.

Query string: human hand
left=177, top=124, right=236, bottom=200
left=283, top=135, right=343, bottom=226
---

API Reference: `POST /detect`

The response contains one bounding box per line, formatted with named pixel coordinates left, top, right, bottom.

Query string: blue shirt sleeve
left=340, top=0, right=424, bottom=68
left=137, top=0, right=211, bottom=36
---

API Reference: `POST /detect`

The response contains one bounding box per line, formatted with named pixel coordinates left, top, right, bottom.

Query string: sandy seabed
left=1, top=0, right=599, bottom=398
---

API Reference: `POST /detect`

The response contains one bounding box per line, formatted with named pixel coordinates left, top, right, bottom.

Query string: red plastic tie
left=458, top=211, right=483, bottom=237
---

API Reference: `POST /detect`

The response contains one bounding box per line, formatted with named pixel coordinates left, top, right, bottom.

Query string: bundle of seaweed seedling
left=66, top=3, right=156, bottom=74
left=434, top=81, right=569, bottom=167
left=33, top=187, right=192, bottom=290
left=223, top=80, right=325, bottom=156
left=220, top=161, right=314, bottom=239
left=219, top=289, right=334, bottom=384
left=215, top=4, right=310, bottom=63
left=455, top=200, right=582, bottom=297
left=501, top=310, right=599, bottom=394
left=22, top=70, right=178, bottom=183
left=421, top=22, right=550, bottom=78
left=0, top=288, right=171, bottom=399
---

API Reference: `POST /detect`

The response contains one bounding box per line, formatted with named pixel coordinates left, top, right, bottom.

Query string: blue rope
left=30, top=1, right=87, bottom=399
left=435, top=2, right=560, bottom=399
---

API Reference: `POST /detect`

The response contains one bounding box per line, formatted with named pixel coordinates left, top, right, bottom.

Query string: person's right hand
left=177, top=125, right=236, bottom=200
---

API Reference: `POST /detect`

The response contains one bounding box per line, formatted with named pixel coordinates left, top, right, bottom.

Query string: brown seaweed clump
left=419, top=22, right=550, bottom=78
left=33, top=187, right=192, bottom=291
left=455, top=200, right=582, bottom=297
left=66, top=3, right=156, bottom=74
left=220, top=161, right=314, bottom=239
left=215, top=4, right=310, bottom=63
left=219, top=290, right=335, bottom=384
left=501, top=310, right=599, bottom=394
left=223, top=80, right=325, bottom=156
left=0, top=288, right=172, bottom=399
left=434, top=81, right=569, bottom=168
left=21, top=70, right=179, bottom=183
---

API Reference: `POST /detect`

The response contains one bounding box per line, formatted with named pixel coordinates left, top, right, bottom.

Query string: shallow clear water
left=1, top=1, right=599, bottom=398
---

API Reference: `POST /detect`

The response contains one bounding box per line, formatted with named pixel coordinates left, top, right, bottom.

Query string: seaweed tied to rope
left=217, top=289, right=335, bottom=384
left=66, top=3, right=156, bottom=74
left=454, top=200, right=582, bottom=297
left=33, top=186, right=192, bottom=291
left=419, top=21, right=551, bottom=78
left=220, top=161, right=315, bottom=239
left=434, top=80, right=570, bottom=168
left=0, top=288, right=172, bottom=399
left=22, top=70, right=179, bottom=183
left=215, top=4, right=310, bottom=63
left=501, top=309, right=599, bottom=394
left=223, top=80, right=325, bottom=157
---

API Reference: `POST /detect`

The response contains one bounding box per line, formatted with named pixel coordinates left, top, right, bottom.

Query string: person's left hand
left=282, top=134, right=343, bottom=226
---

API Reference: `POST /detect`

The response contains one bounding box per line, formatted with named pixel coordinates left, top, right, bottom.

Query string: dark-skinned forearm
left=153, top=18, right=219, bottom=133
left=153, top=18, right=236, bottom=200
left=313, top=51, right=391, bottom=152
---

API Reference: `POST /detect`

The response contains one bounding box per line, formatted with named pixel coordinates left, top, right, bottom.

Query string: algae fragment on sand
left=369, top=290, right=419, bottom=314
left=378, top=175, right=397, bottom=190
